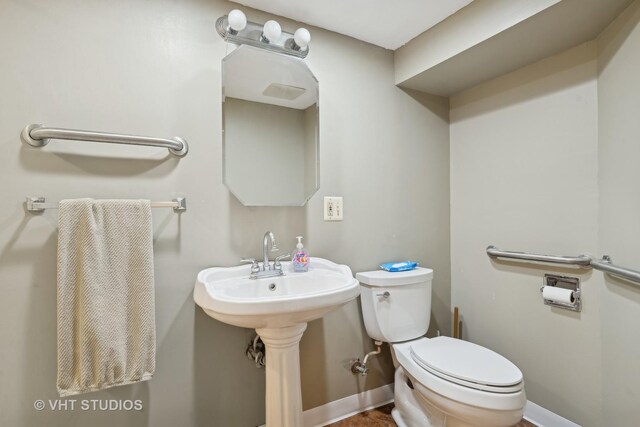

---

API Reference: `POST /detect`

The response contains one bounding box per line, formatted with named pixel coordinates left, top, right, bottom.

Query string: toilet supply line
left=351, top=340, right=383, bottom=376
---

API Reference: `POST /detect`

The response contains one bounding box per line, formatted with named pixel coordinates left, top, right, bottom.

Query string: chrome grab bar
left=487, top=246, right=640, bottom=285
left=591, top=255, right=640, bottom=284
left=486, top=245, right=592, bottom=266
left=21, top=124, right=188, bottom=157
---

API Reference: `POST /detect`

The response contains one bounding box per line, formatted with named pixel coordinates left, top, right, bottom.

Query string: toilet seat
left=410, top=336, right=523, bottom=393
left=393, top=338, right=526, bottom=411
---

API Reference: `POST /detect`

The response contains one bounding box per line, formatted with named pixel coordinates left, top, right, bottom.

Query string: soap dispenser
left=292, top=236, right=309, bottom=272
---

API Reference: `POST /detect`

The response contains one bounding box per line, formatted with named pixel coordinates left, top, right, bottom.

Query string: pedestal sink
left=194, top=257, right=359, bottom=427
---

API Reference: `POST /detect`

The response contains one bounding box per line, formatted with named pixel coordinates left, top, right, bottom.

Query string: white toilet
left=356, top=268, right=526, bottom=427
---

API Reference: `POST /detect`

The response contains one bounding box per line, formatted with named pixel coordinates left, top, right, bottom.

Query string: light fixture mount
left=216, top=14, right=309, bottom=59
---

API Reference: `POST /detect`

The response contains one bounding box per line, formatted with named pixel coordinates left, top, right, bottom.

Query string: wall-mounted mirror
left=222, top=45, right=319, bottom=206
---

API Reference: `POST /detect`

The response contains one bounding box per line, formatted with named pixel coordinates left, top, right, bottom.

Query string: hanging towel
left=56, top=199, right=155, bottom=396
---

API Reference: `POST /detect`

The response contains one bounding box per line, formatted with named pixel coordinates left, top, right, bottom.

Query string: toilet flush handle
left=376, top=291, right=390, bottom=298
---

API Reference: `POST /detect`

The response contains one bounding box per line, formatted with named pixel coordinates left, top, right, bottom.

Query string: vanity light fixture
left=215, top=9, right=310, bottom=58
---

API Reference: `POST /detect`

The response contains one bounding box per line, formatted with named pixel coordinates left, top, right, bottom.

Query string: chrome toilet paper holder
left=541, top=274, right=581, bottom=312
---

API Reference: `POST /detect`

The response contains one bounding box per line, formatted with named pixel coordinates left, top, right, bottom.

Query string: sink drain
left=268, top=283, right=276, bottom=291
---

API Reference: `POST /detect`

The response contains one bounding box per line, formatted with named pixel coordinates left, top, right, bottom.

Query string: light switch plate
left=324, top=196, right=343, bottom=221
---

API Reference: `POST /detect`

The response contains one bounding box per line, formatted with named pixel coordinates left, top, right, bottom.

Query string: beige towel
left=56, top=199, right=155, bottom=396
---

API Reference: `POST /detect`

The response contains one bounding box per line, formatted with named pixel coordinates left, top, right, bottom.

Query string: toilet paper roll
left=542, top=286, right=575, bottom=304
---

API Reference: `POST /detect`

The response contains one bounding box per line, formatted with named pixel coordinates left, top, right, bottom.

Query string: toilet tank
left=356, top=268, right=433, bottom=343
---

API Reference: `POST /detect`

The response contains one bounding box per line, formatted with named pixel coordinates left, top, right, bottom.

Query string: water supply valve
left=351, top=359, right=369, bottom=376
left=350, top=340, right=383, bottom=376
left=246, top=335, right=265, bottom=368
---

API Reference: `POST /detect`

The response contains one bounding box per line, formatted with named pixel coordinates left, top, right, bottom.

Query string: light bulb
left=228, top=9, right=247, bottom=33
left=293, top=28, right=311, bottom=50
left=262, top=20, right=281, bottom=42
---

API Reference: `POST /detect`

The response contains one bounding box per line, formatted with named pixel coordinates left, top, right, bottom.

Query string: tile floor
left=326, top=404, right=536, bottom=427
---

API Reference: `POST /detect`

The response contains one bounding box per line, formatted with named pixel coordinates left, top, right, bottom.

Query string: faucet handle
left=274, top=253, right=291, bottom=270
left=240, top=258, right=260, bottom=274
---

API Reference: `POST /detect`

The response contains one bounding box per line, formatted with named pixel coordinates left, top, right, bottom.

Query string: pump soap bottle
left=292, top=236, right=309, bottom=272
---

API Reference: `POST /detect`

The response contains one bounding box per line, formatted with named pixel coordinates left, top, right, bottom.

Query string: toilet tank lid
left=356, top=267, right=433, bottom=286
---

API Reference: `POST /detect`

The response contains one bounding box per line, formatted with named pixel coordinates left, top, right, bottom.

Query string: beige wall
left=450, top=42, right=603, bottom=426
left=450, top=2, right=640, bottom=425
left=0, top=0, right=450, bottom=426
left=394, top=0, right=561, bottom=84
left=597, top=1, right=640, bottom=424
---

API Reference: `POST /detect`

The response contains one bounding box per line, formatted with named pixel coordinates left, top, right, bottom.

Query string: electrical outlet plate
left=324, top=196, right=343, bottom=221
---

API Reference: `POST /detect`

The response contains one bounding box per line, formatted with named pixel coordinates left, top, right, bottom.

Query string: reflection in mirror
left=222, top=45, right=319, bottom=206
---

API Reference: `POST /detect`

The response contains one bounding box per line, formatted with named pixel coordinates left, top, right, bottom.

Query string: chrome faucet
left=263, top=231, right=277, bottom=270
left=241, top=231, right=290, bottom=279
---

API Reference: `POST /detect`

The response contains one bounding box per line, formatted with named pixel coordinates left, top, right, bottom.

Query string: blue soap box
left=379, top=261, right=419, bottom=272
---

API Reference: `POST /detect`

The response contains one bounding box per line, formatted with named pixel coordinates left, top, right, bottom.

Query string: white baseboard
left=262, top=387, right=576, bottom=427
left=303, top=384, right=395, bottom=427
left=524, top=400, right=581, bottom=427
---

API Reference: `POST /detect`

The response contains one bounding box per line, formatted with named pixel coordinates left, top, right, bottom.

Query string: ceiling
left=231, top=0, right=474, bottom=50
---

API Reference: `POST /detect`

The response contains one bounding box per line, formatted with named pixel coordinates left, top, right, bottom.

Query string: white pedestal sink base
left=257, top=323, right=308, bottom=427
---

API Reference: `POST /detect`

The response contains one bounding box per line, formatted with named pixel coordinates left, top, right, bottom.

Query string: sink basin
left=194, top=257, right=359, bottom=328
left=194, top=257, right=359, bottom=427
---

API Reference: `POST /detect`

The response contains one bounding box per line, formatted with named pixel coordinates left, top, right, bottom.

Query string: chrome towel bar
left=21, top=124, right=188, bottom=157
left=591, top=255, right=640, bottom=284
left=486, top=245, right=592, bottom=267
left=26, top=196, right=187, bottom=213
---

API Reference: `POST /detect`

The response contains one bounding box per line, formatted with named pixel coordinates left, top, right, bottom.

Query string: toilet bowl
left=356, top=268, right=526, bottom=427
